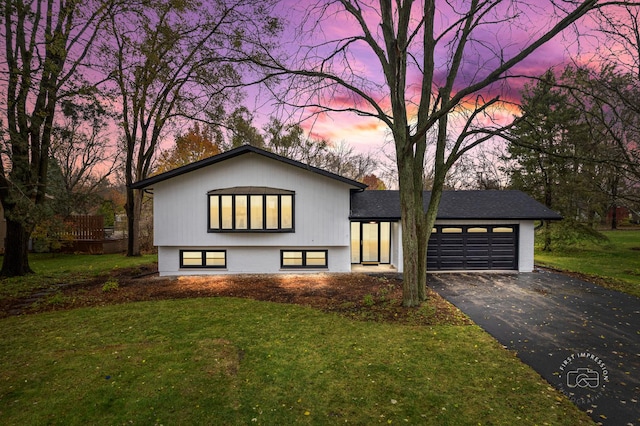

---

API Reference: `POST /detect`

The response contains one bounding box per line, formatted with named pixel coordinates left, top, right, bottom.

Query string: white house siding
left=153, top=153, right=354, bottom=275
left=392, top=219, right=536, bottom=273
left=158, top=246, right=351, bottom=276
left=392, top=222, right=402, bottom=272
left=517, top=221, right=535, bottom=272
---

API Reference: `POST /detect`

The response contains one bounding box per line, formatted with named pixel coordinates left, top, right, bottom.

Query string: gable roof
left=130, top=145, right=368, bottom=190
left=350, top=190, right=563, bottom=220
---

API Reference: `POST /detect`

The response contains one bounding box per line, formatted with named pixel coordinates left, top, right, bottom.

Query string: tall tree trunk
left=397, top=145, right=428, bottom=307
left=125, top=187, right=143, bottom=256
left=611, top=204, right=618, bottom=230
left=543, top=178, right=553, bottom=251
left=1, top=216, right=34, bottom=276
left=610, top=178, right=619, bottom=230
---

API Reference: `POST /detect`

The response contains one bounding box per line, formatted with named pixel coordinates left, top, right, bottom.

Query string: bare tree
left=50, top=99, right=118, bottom=215
left=0, top=0, right=117, bottom=276
left=100, top=0, right=281, bottom=256
left=253, top=0, right=628, bottom=306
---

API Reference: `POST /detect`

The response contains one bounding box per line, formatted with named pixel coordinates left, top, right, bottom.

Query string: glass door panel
left=362, top=223, right=379, bottom=263
left=350, top=222, right=361, bottom=263
left=380, top=222, right=390, bottom=263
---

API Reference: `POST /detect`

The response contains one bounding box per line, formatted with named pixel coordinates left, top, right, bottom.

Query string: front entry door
left=351, top=222, right=391, bottom=265
left=361, top=223, right=379, bottom=263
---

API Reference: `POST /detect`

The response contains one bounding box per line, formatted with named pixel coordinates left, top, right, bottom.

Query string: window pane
left=442, top=227, right=463, bottom=233
left=266, top=195, right=279, bottom=229
left=182, top=251, right=203, bottom=266
left=221, top=196, right=233, bottom=229
left=380, top=222, right=390, bottom=263
left=306, top=251, right=327, bottom=266
left=493, top=227, right=514, bottom=233
left=282, top=251, right=303, bottom=266
left=250, top=195, right=263, bottom=229
left=209, top=196, right=219, bottom=229
left=350, top=222, right=360, bottom=263
left=468, top=227, right=488, bottom=233
left=362, top=223, right=379, bottom=262
left=235, top=196, right=248, bottom=229
left=281, top=195, right=293, bottom=229
left=205, top=251, right=226, bottom=267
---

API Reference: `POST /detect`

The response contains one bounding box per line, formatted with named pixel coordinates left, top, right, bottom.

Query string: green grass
left=535, top=230, right=640, bottom=297
left=0, top=253, right=157, bottom=301
left=0, top=298, right=592, bottom=425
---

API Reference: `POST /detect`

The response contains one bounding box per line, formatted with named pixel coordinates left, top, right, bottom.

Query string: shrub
left=538, top=219, right=609, bottom=249
left=102, top=280, right=119, bottom=293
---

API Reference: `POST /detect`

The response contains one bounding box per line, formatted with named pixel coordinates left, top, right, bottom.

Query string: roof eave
left=130, top=145, right=367, bottom=190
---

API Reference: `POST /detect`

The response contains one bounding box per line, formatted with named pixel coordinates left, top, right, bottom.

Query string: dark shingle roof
left=350, top=190, right=562, bottom=220
left=130, top=145, right=367, bottom=190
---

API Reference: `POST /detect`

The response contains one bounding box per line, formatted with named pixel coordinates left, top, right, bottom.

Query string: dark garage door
left=427, top=225, right=518, bottom=271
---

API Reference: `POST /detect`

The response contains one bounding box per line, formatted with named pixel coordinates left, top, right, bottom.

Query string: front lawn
left=535, top=230, right=640, bottom=297
left=0, top=253, right=157, bottom=302
left=0, top=298, right=592, bottom=425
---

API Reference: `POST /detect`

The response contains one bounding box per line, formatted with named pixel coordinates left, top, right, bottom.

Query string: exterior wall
left=517, top=221, right=535, bottom=272
left=159, top=246, right=351, bottom=276
left=393, top=219, right=537, bottom=273
left=153, top=153, right=354, bottom=275
left=392, top=221, right=403, bottom=273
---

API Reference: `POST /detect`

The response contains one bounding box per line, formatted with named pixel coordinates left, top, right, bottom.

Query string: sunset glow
left=246, top=0, right=621, bottom=160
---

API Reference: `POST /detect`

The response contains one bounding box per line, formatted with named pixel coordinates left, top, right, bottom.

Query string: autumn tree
left=0, top=0, right=117, bottom=276
left=101, top=0, right=281, bottom=256
left=362, top=174, right=387, bottom=190
left=254, top=0, right=622, bottom=305
left=155, top=123, right=221, bottom=174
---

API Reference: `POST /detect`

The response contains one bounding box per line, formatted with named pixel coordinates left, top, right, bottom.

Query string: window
left=442, top=227, right=463, bottom=233
left=208, top=187, right=294, bottom=232
left=468, top=227, right=488, bottom=233
left=281, top=250, right=328, bottom=268
left=493, top=227, right=514, bottom=233
left=180, top=250, right=226, bottom=268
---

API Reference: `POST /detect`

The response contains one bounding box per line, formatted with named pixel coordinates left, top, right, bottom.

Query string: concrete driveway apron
left=430, top=270, right=640, bottom=426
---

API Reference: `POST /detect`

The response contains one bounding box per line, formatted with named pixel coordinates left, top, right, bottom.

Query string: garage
left=350, top=190, right=562, bottom=273
left=427, top=225, right=518, bottom=271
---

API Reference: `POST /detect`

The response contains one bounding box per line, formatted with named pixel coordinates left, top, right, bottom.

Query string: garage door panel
left=428, top=225, right=518, bottom=271
left=466, top=260, right=490, bottom=269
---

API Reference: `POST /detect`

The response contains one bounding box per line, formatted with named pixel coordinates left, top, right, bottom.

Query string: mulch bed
left=2, top=266, right=472, bottom=326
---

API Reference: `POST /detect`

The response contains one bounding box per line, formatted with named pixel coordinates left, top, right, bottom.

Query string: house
left=131, top=145, right=561, bottom=276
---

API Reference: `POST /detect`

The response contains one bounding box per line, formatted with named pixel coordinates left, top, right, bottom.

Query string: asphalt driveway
left=429, top=270, right=640, bottom=426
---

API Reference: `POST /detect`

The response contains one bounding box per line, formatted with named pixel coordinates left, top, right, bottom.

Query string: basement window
left=180, top=250, right=226, bottom=268
left=281, top=250, right=328, bottom=269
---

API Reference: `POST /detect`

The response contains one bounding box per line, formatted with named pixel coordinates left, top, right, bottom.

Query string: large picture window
left=281, top=250, right=328, bottom=269
left=208, top=187, right=294, bottom=232
left=180, top=250, right=226, bottom=268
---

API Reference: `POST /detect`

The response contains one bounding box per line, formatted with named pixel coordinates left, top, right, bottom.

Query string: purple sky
left=246, top=0, right=614, bottom=156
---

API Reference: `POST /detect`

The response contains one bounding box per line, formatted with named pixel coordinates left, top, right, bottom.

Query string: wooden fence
left=64, top=215, right=105, bottom=241
left=58, top=215, right=126, bottom=254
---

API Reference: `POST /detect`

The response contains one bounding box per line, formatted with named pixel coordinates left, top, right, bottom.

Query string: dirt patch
left=3, top=266, right=471, bottom=326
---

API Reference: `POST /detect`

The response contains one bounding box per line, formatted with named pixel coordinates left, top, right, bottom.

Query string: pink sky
left=246, top=0, right=614, bottom=157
